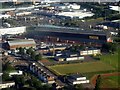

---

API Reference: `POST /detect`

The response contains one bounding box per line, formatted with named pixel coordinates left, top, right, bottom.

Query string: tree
left=35, top=54, right=42, bottom=61
left=30, top=51, right=36, bottom=60
left=33, top=80, right=42, bottom=89
left=2, top=87, right=16, bottom=90
left=69, top=45, right=85, bottom=52
left=18, top=87, right=36, bottom=90
left=118, top=30, right=120, bottom=37
left=102, top=43, right=117, bottom=53
left=94, top=75, right=101, bottom=90
left=2, top=72, right=10, bottom=81
left=18, top=47, right=25, bottom=55
left=13, top=75, right=25, bottom=88
left=42, top=84, right=51, bottom=90
left=3, top=62, right=15, bottom=72
left=26, top=47, right=34, bottom=55
left=28, top=76, right=42, bottom=89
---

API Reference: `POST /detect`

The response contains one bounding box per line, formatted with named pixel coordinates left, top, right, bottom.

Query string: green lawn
left=100, top=50, right=119, bottom=69
left=48, top=61, right=115, bottom=75
left=101, top=76, right=120, bottom=88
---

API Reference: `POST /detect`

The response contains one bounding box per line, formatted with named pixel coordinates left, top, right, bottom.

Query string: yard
left=48, top=61, right=115, bottom=75
left=91, top=73, right=120, bottom=89
left=100, top=75, right=119, bottom=88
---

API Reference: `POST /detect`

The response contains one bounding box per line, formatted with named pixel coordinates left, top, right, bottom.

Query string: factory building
left=5, top=39, right=36, bottom=50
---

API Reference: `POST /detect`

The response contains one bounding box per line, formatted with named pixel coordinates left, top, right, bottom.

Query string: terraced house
left=29, top=63, right=55, bottom=84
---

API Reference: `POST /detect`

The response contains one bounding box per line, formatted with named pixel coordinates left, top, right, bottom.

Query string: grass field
left=100, top=52, right=118, bottom=69
left=100, top=76, right=120, bottom=88
left=48, top=61, right=115, bottom=75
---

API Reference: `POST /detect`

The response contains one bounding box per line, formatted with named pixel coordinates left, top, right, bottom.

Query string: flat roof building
left=67, top=74, right=89, bottom=85
left=0, top=26, right=26, bottom=35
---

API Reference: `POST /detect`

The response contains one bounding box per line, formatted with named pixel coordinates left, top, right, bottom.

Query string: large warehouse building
left=5, top=39, right=36, bottom=50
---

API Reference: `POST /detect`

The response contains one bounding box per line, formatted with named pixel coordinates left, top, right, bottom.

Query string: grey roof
left=35, top=26, right=109, bottom=36
left=7, top=39, right=36, bottom=46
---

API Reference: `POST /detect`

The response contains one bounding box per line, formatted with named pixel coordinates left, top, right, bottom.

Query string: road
left=10, top=54, right=66, bottom=87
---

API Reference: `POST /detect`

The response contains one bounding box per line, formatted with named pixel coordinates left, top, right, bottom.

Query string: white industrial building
left=55, top=11, right=94, bottom=18
left=55, top=55, right=84, bottom=62
left=0, top=82, right=15, bottom=89
left=67, top=74, right=89, bottom=85
left=0, top=26, right=26, bottom=35
left=80, top=48, right=101, bottom=56
left=0, top=14, right=11, bottom=19
left=109, top=6, right=120, bottom=12
left=9, top=70, right=23, bottom=77
left=65, top=56, right=84, bottom=61
left=55, top=3, right=80, bottom=10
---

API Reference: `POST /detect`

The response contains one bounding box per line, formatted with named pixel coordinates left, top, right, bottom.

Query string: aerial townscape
left=0, top=0, right=120, bottom=90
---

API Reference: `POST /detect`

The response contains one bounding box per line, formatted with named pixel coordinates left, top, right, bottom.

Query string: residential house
left=29, top=63, right=55, bottom=84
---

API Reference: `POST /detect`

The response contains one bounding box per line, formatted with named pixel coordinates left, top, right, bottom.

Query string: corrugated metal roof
left=35, top=26, right=109, bottom=36
left=8, top=39, right=36, bottom=46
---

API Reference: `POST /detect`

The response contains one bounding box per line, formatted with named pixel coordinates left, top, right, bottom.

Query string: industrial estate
left=0, top=0, right=120, bottom=90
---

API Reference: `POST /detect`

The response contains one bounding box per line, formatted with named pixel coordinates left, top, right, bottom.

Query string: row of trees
left=17, top=47, right=42, bottom=61
left=94, top=75, right=101, bottom=90
left=102, top=42, right=117, bottom=53
left=2, top=62, right=16, bottom=82
left=66, top=45, right=85, bottom=52
left=3, top=62, right=15, bottom=72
